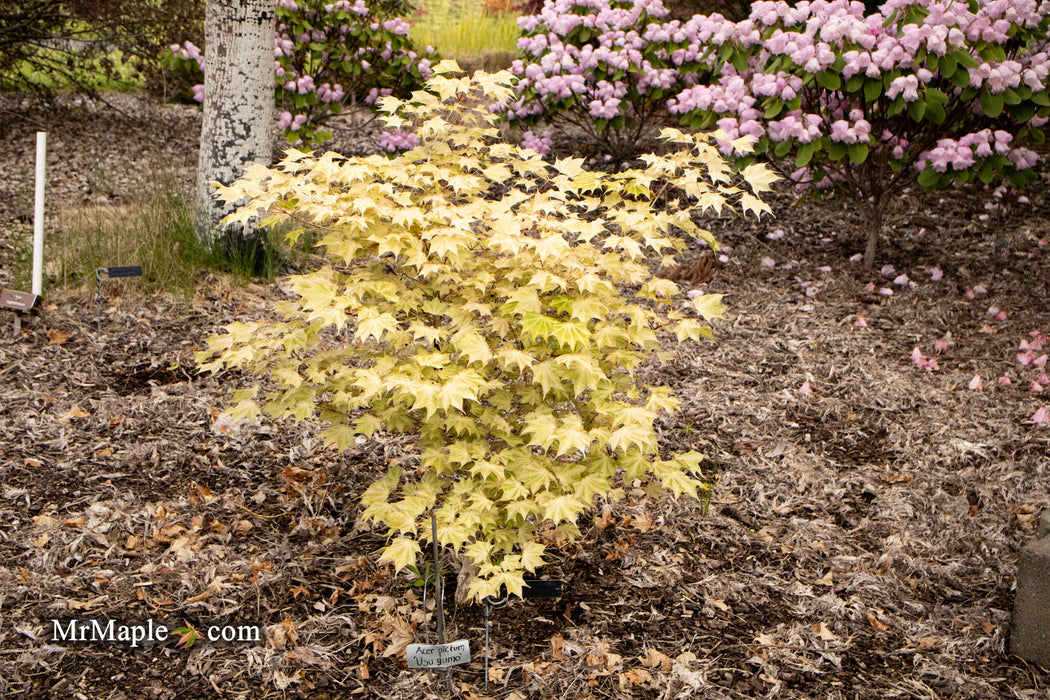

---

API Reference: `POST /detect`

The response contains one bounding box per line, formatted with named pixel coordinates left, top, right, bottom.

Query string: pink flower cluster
left=365, top=87, right=395, bottom=105
left=509, top=0, right=676, bottom=128
left=322, top=0, right=367, bottom=13
left=170, top=41, right=205, bottom=72
left=915, top=130, right=1033, bottom=172
left=316, top=82, right=346, bottom=103
left=277, top=111, right=310, bottom=131
left=382, top=18, right=412, bottom=36
left=509, top=0, right=1049, bottom=184
left=379, top=129, right=419, bottom=152
left=654, top=0, right=1050, bottom=185
left=829, top=115, right=871, bottom=144
left=766, top=112, right=822, bottom=143
left=521, top=129, right=554, bottom=155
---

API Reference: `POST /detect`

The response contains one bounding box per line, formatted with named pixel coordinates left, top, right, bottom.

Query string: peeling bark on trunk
left=196, top=0, right=275, bottom=243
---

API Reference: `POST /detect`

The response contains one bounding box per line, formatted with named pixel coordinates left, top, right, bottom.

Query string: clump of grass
left=50, top=180, right=204, bottom=298
left=411, top=0, right=520, bottom=59
left=48, top=173, right=317, bottom=299
left=9, top=230, right=33, bottom=293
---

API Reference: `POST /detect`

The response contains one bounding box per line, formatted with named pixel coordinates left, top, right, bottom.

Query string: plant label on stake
left=406, top=640, right=470, bottom=669
left=0, top=289, right=38, bottom=312
left=1, top=289, right=39, bottom=334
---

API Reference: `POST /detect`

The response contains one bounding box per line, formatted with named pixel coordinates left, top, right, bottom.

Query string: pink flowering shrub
left=166, top=0, right=437, bottom=147
left=378, top=128, right=420, bottom=152
left=507, top=0, right=707, bottom=160
left=666, top=0, right=1050, bottom=266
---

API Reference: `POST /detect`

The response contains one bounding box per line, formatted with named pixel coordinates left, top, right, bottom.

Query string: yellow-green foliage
left=197, top=61, right=775, bottom=601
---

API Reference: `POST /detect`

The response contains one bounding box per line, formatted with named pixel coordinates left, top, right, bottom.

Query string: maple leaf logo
left=173, top=620, right=202, bottom=649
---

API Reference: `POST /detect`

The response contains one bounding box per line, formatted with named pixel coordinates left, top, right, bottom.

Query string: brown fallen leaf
left=168, top=536, right=194, bottom=557
left=60, top=406, right=91, bottom=420
left=981, top=620, right=997, bottom=634
left=46, top=328, right=71, bottom=344
left=706, top=597, right=731, bottom=612
left=755, top=526, right=776, bottom=543
left=631, top=510, right=654, bottom=533
left=282, top=465, right=313, bottom=483
left=380, top=617, right=411, bottom=659
left=271, top=624, right=287, bottom=650
left=520, top=660, right=548, bottom=677
left=551, top=632, right=567, bottom=660
left=251, top=558, right=273, bottom=582
left=657, top=252, right=718, bottom=285
left=153, top=524, right=185, bottom=543
left=812, top=622, right=838, bottom=641
left=63, top=516, right=86, bottom=529
left=642, top=648, right=673, bottom=672
left=290, top=585, right=309, bottom=600
left=918, top=636, right=939, bottom=649
left=65, top=595, right=106, bottom=611
left=621, top=668, right=652, bottom=686
left=868, top=611, right=890, bottom=632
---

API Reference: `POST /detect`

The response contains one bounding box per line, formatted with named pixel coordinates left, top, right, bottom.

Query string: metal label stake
left=483, top=593, right=509, bottom=689
left=405, top=515, right=463, bottom=691
left=431, top=514, right=445, bottom=646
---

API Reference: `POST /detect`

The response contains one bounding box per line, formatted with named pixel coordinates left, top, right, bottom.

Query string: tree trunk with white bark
left=196, top=0, right=275, bottom=242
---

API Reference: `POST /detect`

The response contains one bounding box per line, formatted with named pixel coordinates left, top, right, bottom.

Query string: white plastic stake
left=32, top=131, right=46, bottom=297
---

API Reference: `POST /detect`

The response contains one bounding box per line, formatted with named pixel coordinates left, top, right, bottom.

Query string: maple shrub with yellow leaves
left=196, top=61, right=776, bottom=602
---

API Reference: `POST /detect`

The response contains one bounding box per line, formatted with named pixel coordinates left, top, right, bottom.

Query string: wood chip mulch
left=0, top=93, right=1049, bottom=700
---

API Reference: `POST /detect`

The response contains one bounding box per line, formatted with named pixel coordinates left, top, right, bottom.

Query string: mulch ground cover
left=0, top=94, right=1048, bottom=699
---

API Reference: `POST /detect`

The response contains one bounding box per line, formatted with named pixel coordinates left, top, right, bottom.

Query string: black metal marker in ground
left=95, top=266, right=142, bottom=338
left=483, top=578, right=565, bottom=688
